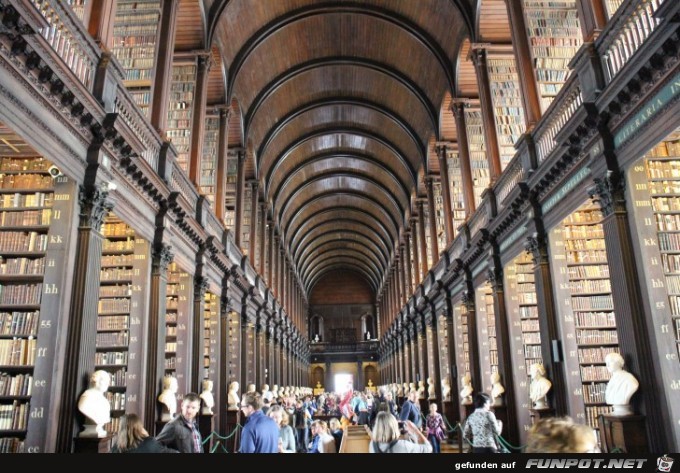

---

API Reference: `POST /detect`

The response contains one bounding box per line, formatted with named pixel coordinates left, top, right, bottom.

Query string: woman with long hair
left=111, top=414, right=178, bottom=453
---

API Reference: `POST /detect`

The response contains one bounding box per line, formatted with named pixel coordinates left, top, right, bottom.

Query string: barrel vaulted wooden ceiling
left=192, top=0, right=493, bottom=297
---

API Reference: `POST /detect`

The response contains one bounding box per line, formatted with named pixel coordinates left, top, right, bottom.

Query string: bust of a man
left=262, top=383, right=270, bottom=396
left=200, top=379, right=215, bottom=415
left=529, top=363, right=552, bottom=409
left=427, top=377, right=436, bottom=400
left=417, top=380, right=426, bottom=399
left=158, top=375, right=178, bottom=421
left=78, top=370, right=111, bottom=437
left=490, top=372, right=505, bottom=405
left=272, top=384, right=279, bottom=399
left=460, top=373, right=473, bottom=405
left=227, top=381, right=240, bottom=411
left=246, top=383, right=256, bottom=394
left=605, top=353, right=639, bottom=415
left=441, top=377, right=451, bottom=402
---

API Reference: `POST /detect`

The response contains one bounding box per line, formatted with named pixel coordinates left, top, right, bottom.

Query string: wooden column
left=487, top=261, right=519, bottom=446
left=417, top=201, right=428, bottom=279
left=576, top=0, right=608, bottom=42
left=525, top=232, right=568, bottom=415
left=589, top=171, right=668, bottom=451
left=450, top=102, right=477, bottom=215
left=143, top=242, right=172, bottom=433
left=85, top=0, right=116, bottom=49
left=410, top=219, right=420, bottom=286
left=425, top=177, right=439, bottom=262
left=404, top=235, right=413, bottom=295
left=471, top=47, right=502, bottom=180
left=417, top=318, right=428, bottom=390
left=268, top=227, right=275, bottom=291
left=218, top=292, right=230, bottom=433
left=436, top=144, right=455, bottom=244
left=259, top=203, right=268, bottom=276
left=461, top=287, right=482, bottom=420
left=254, top=314, right=263, bottom=388
left=215, top=109, right=229, bottom=220
left=443, top=306, right=461, bottom=424
left=56, top=180, right=112, bottom=452
left=503, top=0, right=542, bottom=128
left=400, top=249, right=408, bottom=304
left=249, top=182, right=259, bottom=267
left=234, top=149, right=246, bottom=249
left=192, top=275, right=208, bottom=393
left=150, top=0, right=179, bottom=134
left=188, top=53, right=211, bottom=186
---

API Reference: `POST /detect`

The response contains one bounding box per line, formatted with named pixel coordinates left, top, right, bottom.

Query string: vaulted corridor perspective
left=0, top=0, right=678, bottom=453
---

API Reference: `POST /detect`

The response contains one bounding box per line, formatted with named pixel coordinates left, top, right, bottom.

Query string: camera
left=48, top=165, right=63, bottom=178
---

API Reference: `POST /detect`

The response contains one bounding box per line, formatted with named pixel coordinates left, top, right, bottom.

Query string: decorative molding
left=78, top=185, right=113, bottom=230
left=588, top=171, right=626, bottom=217
left=152, top=243, right=174, bottom=273
left=195, top=276, right=209, bottom=297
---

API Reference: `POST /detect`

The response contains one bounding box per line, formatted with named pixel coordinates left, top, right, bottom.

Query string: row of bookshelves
left=0, top=402, right=28, bottom=431
left=0, top=373, right=31, bottom=396
left=0, top=312, right=39, bottom=336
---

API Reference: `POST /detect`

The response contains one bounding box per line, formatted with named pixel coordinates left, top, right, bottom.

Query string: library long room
left=0, top=0, right=678, bottom=455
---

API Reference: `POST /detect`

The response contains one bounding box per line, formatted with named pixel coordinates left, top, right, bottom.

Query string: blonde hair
left=525, top=417, right=598, bottom=453
left=311, top=419, right=328, bottom=433
left=371, top=411, right=399, bottom=443
left=115, top=414, right=148, bottom=452
left=329, top=418, right=341, bottom=430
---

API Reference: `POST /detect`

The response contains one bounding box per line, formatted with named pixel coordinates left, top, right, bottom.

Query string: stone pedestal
left=73, top=434, right=113, bottom=453
left=598, top=414, right=648, bottom=454
left=225, top=410, right=241, bottom=453
left=199, top=414, right=215, bottom=453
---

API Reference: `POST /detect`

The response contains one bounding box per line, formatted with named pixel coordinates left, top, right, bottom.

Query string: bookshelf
left=241, top=185, right=252, bottom=255
left=246, top=321, right=255, bottom=385
left=199, top=114, right=219, bottom=203
left=0, top=156, right=75, bottom=453
left=549, top=201, right=618, bottom=435
left=486, top=55, right=526, bottom=169
left=436, top=313, right=450, bottom=393
left=203, top=291, right=218, bottom=383
left=454, top=300, right=471, bottom=388
left=476, top=283, right=498, bottom=394
left=626, top=135, right=680, bottom=444
left=425, top=322, right=436, bottom=390
left=447, top=151, right=466, bottom=236
left=111, top=0, right=161, bottom=117
left=522, top=1, right=582, bottom=112
left=227, top=310, right=240, bottom=386
left=464, top=106, right=490, bottom=207
left=223, top=153, right=238, bottom=232
left=166, top=263, right=191, bottom=396
left=504, top=251, right=542, bottom=437
left=424, top=202, right=434, bottom=269
left=432, top=181, right=447, bottom=254
left=604, top=0, right=624, bottom=19
left=166, top=61, right=197, bottom=173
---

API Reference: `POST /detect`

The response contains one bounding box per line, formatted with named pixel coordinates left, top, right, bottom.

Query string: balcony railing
left=310, top=341, right=379, bottom=354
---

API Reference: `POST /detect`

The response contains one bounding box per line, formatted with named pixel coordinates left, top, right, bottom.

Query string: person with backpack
left=368, top=412, right=432, bottom=453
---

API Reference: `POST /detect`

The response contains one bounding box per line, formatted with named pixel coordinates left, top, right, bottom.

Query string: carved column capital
left=588, top=171, right=625, bottom=217
left=486, top=266, right=503, bottom=291
left=152, top=243, right=174, bottom=273
left=195, top=276, right=209, bottom=297
left=525, top=233, right=548, bottom=265
left=78, top=185, right=114, bottom=230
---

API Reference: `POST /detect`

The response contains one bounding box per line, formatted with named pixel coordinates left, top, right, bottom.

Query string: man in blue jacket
left=239, top=392, right=279, bottom=453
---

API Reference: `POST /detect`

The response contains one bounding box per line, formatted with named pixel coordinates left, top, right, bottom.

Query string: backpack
left=372, top=440, right=399, bottom=453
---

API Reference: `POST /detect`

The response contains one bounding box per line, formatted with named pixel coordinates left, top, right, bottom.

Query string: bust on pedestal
left=158, top=375, right=178, bottom=422
left=529, top=363, right=552, bottom=410
left=200, top=379, right=215, bottom=415
left=77, top=370, right=111, bottom=438
left=417, top=380, right=426, bottom=399
left=272, top=384, right=279, bottom=399
left=490, top=372, right=505, bottom=406
left=605, top=353, right=639, bottom=416
left=441, top=377, right=451, bottom=402
left=427, top=377, right=436, bottom=400
left=459, top=373, right=473, bottom=405
left=227, top=381, right=240, bottom=411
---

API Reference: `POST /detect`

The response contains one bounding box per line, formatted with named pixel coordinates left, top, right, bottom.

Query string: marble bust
left=441, top=377, right=452, bottom=402
left=227, top=381, right=240, bottom=411
left=427, top=377, right=436, bottom=400
left=200, top=379, right=215, bottom=415
left=490, top=372, right=505, bottom=405
left=246, top=383, right=256, bottom=394
left=529, top=363, right=552, bottom=409
left=417, top=380, right=426, bottom=399
left=460, top=373, right=473, bottom=405
left=78, top=370, right=111, bottom=437
left=605, top=353, right=639, bottom=416
left=158, top=375, right=178, bottom=422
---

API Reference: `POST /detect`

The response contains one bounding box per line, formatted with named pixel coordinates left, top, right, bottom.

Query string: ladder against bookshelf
left=0, top=156, right=76, bottom=453
left=549, top=201, right=619, bottom=438
left=504, top=251, right=542, bottom=438
left=199, top=115, right=220, bottom=203
left=111, top=0, right=161, bottom=117
left=463, top=106, right=490, bottom=207
left=627, top=134, right=680, bottom=444
left=522, top=0, right=582, bottom=112
left=167, top=60, right=198, bottom=173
